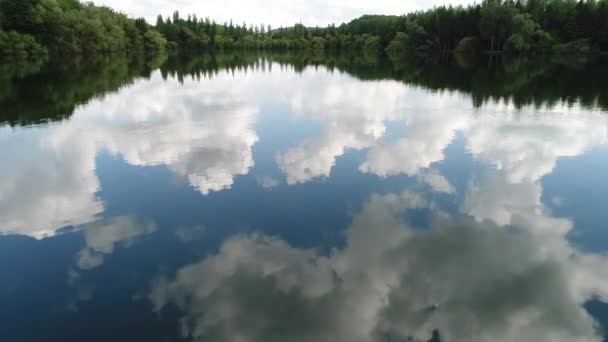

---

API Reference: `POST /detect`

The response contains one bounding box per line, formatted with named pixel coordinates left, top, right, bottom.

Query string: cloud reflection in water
left=151, top=190, right=608, bottom=342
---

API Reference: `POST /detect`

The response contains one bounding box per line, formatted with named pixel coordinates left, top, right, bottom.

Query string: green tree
left=311, top=36, right=326, bottom=50
left=504, top=13, right=554, bottom=54
left=0, top=30, right=47, bottom=55
left=0, top=0, right=41, bottom=33
left=363, top=35, right=381, bottom=52
left=479, top=0, right=517, bottom=52
left=144, top=30, right=167, bottom=51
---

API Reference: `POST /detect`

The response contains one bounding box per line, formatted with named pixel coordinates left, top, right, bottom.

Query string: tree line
left=0, top=0, right=167, bottom=57
left=154, top=0, right=608, bottom=56
left=386, top=0, right=608, bottom=58
left=1, top=0, right=607, bottom=58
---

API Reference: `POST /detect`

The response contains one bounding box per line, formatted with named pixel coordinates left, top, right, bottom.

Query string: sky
left=91, top=0, right=477, bottom=27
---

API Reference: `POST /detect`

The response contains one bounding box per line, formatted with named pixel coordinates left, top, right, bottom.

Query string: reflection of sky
left=1, top=61, right=608, bottom=340
left=0, top=71, right=261, bottom=238
left=1, top=63, right=606, bottom=239
left=151, top=190, right=608, bottom=342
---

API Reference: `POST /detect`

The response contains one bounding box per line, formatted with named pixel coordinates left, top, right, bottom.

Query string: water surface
left=1, top=52, right=607, bottom=341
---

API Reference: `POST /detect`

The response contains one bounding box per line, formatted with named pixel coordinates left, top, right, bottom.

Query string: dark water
left=1, top=52, right=608, bottom=342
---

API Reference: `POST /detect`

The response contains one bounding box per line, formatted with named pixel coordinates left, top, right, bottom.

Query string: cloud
left=276, top=71, right=472, bottom=184
left=461, top=108, right=608, bottom=305
left=359, top=101, right=469, bottom=177
left=277, top=75, right=404, bottom=184
left=151, top=191, right=608, bottom=342
left=0, top=127, right=104, bottom=239
left=0, top=69, right=260, bottom=238
left=257, top=176, right=281, bottom=189
left=3, top=61, right=606, bottom=246
left=276, top=70, right=608, bottom=191
left=77, top=216, right=156, bottom=270
left=417, top=169, right=455, bottom=194
left=91, top=0, right=477, bottom=28
left=466, top=111, right=607, bottom=184
left=464, top=170, right=547, bottom=227
left=53, top=71, right=260, bottom=196
left=463, top=109, right=607, bottom=243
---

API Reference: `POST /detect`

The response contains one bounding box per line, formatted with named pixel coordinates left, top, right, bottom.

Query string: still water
left=1, top=52, right=608, bottom=341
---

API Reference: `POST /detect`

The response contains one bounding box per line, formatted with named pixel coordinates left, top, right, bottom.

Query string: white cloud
left=463, top=109, right=607, bottom=244
left=77, top=216, right=156, bottom=270
left=54, top=72, right=260, bottom=196
left=277, top=74, right=404, bottom=184
left=0, top=126, right=104, bottom=239
left=275, top=70, right=608, bottom=191
left=461, top=108, right=608, bottom=302
left=359, top=99, right=469, bottom=177
left=151, top=190, right=608, bottom=342
left=276, top=70, right=472, bottom=184
left=466, top=111, right=607, bottom=184
left=257, top=176, right=281, bottom=189
left=0, top=69, right=261, bottom=238
left=417, top=169, right=455, bottom=194
left=92, top=0, right=477, bottom=28
left=3, top=61, right=607, bottom=245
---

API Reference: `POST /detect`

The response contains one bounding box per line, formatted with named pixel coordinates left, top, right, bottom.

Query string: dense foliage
left=0, top=0, right=166, bottom=57
left=1, top=0, right=607, bottom=58
left=155, top=0, right=608, bottom=56
left=384, top=0, right=608, bottom=57
left=154, top=13, right=402, bottom=53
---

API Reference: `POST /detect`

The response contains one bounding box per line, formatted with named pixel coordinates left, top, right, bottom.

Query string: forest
left=1, top=0, right=607, bottom=58
left=0, top=0, right=166, bottom=56
left=155, top=0, right=608, bottom=57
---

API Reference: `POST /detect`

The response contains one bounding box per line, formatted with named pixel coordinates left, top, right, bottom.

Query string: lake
left=1, top=51, right=608, bottom=342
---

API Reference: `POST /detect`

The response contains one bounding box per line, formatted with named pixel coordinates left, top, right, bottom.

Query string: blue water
left=1, top=54, right=607, bottom=342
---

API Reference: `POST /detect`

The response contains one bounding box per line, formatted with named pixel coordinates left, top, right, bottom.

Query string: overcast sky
left=92, top=0, right=477, bottom=27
